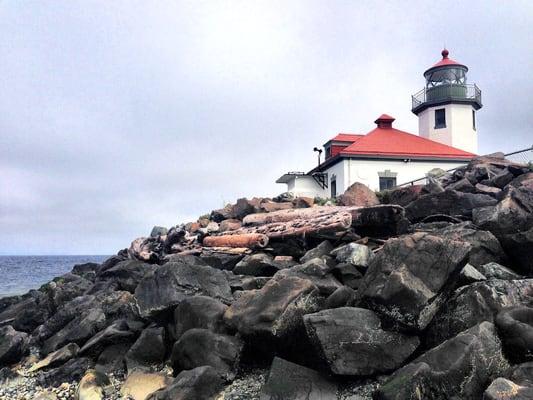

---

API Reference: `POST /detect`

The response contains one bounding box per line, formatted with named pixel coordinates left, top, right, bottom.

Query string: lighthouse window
left=472, top=110, right=476, bottom=130
left=379, top=177, right=396, bottom=191
left=435, top=109, right=446, bottom=129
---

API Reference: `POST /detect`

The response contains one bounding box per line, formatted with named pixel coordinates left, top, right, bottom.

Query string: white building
left=277, top=49, right=483, bottom=198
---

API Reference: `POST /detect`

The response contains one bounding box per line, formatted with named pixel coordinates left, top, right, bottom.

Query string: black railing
left=394, top=146, right=533, bottom=188
left=412, top=83, right=482, bottom=112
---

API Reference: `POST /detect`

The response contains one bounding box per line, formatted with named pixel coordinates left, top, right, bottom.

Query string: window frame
left=435, top=108, right=446, bottom=129
left=379, top=177, right=396, bottom=191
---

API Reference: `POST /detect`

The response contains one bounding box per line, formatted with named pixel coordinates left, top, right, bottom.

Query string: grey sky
left=1, top=1, right=532, bottom=255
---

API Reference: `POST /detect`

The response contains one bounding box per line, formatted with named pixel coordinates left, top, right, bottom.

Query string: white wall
left=286, top=175, right=328, bottom=198
left=340, top=158, right=467, bottom=191
left=418, top=103, right=477, bottom=154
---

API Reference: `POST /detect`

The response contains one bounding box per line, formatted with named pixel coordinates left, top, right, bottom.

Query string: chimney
left=374, top=114, right=395, bottom=129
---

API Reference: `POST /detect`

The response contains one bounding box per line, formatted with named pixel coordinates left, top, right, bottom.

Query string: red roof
left=428, top=49, right=467, bottom=71
left=330, top=133, right=363, bottom=142
left=339, top=115, right=476, bottom=159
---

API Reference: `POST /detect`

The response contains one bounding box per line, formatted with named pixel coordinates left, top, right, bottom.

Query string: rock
left=218, top=219, right=242, bottom=232
left=330, top=243, right=373, bottom=267
left=200, top=253, right=244, bottom=271
left=146, top=366, right=223, bottom=400
left=170, top=328, right=242, bottom=378
left=495, top=306, right=533, bottom=362
left=337, top=182, right=380, bottom=207
left=483, top=377, right=533, bottom=400
left=292, top=196, right=314, bottom=208
left=0, top=291, right=51, bottom=333
left=446, top=177, right=476, bottom=193
left=0, top=325, right=28, bottom=366
left=172, top=296, right=228, bottom=340
left=473, top=186, right=533, bottom=236
left=96, top=260, right=152, bottom=293
left=325, top=286, right=356, bottom=309
left=38, top=357, right=91, bottom=387
left=478, top=262, right=523, bottom=280
left=510, top=362, right=533, bottom=386
left=499, top=227, right=533, bottom=276
left=76, top=369, right=111, bottom=400
left=28, top=343, right=79, bottom=372
left=121, top=371, right=172, bottom=400
left=331, top=263, right=363, bottom=289
left=387, top=185, right=423, bottom=207
left=232, top=198, right=258, bottom=220
left=405, top=189, right=497, bottom=222
left=458, top=263, right=487, bottom=285
left=42, top=307, right=107, bottom=355
left=43, top=274, right=94, bottom=309
left=125, top=326, right=166, bottom=372
left=299, top=241, right=334, bottom=264
left=210, top=204, right=233, bottom=222
left=273, top=257, right=342, bottom=295
left=135, top=260, right=233, bottom=319
left=233, top=253, right=281, bottom=277
left=351, top=204, right=410, bottom=237
left=260, top=201, right=294, bottom=213
left=304, top=307, right=419, bottom=376
left=375, top=322, right=509, bottom=400
left=490, top=169, right=515, bottom=188
left=71, top=262, right=99, bottom=279
left=359, top=232, right=471, bottom=330
left=79, top=319, right=144, bottom=356
left=150, top=226, right=168, bottom=237
left=426, top=279, right=533, bottom=347
left=128, top=237, right=161, bottom=262
left=95, top=343, right=130, bottom=373
left=260, top=357, right=336, bottom=400
left=476, top=183, right=502, bottom=196
left=96, top=255, right=126, bottom=275
left=224, top=276, right=321, bottom=350
left=508, top=171, right=533, bottom=188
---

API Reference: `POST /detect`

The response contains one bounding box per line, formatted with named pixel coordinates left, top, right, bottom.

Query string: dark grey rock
left=78, top=319, right=144, bottom=356
left=304, top=307, right=419, bottom=376
left=500, top=227, right=533, bottom=276
left=426, top=279, right=533, bottom=347
left=375, top=322, right=509, bottom=400
left=172, top=296, right=228, bottom=341
left=483, top=377, right=533, bottom=400
left=0, top=291, right=51, bottom=333
left=331, top=262, right=363, bottom=289
left=147, top=366, right=224, bottom=400
left=260, top=357, right=336, bottom=400
left=95, top=343, right=130, bottom=373
left=359, top=232, right=471, bottom=330
left=324, top=286, right=356, bottom=309
left=300, top=241, right=334, bottom=264
left=495, top=306, right=533, bottom=363
left=273, top=258, right=342, bottom=295
left=478, top=262, right=523, bottom=280
left=0, top=326, right=28, bottom=367
left=38, top=357, right=91, bottom=387
left=330, top=243, right=373, bottom=267
left=125, top=326, right=166, bottom=372
left=28, top=342, right=79, bottom=372
left=233, top=253, right=281, bottom=277
left=97, top=259, right=153, bottom=292
left=170, top=328, right=242, bottom=379
left=135, top=260, right=233, bottom=319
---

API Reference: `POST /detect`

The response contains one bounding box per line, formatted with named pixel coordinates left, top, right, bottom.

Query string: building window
left=330, top=176, right=337, bottom=198
left=472, top=110, right=476, bottom=130
left=379, top=177, right=396, bottom=191
left=435, top=108, right=446, bottom=129
left=325, top=146, right=331, bottom=159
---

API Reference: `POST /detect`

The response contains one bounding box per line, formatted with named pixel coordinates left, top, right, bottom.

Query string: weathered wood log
left=242, top=206, right=356, bottom=226
left=203, top=233, right=269, bottom=248
left=224, top=211, right=353, bottom=240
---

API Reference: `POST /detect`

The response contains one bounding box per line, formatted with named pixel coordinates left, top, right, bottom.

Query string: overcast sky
left=1, top=1, right=532, bottom=255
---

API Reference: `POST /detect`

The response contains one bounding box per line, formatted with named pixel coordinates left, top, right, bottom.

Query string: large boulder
left=499, top=226, right=533, bottom=276
left=0, top=291, right=51, bottom=333
left=478, top=262, right=523, bottom=280
left=96, top=260, right=153, bottom=292
left=0, top=326, right=28, bottom=366
left=76, top=369, right=111, bottom=400
left=303, top=307, right=419, bottom=376
left=483, top=377, right=533, bottom=400
left=224, top=276, right=321, bottom=351
left=28, top=343, right=79, bottom=372
left=330, top=243, right=373, bottom=268
left=405, top=189, right=497, bottom=222
left=38, top=357, right=91, bottom=387
left=387, top=185, right=423, bottom=207
left=435, top=222, right=506, bottom=267
left=495, top=306, right=533, bottom=363
left=375, top=322, right=509, bottom=400
left=233, top=253, right=282, bottom=277
left=78, top=319, right=144, bottom=357
left=351, top=204, right=410, bottom=237
left=473, top=186, right=533, bottom=237
left=259, top=357, right=336, bottom=400
left=359, top=232, right=471, bottom=330
left=426, top=279, right=533, bottom=347
left=120, top=371, right=172, bottom=400
left=170, top=328, right=242, bottom=379
left=135, top=260, right=233, bottom=319
left=299, top=241, right=333, bottom=264
left=147, top=366, right=223, bottom=400
left=172, top=296, right=228, bottom=341
left=125, top=326, right=166, bottom=372
left=337, top=182, right=380, bottom=207
left=272, top=258, right=342, bottom=295
left=41, top=274, right=93, bottom=310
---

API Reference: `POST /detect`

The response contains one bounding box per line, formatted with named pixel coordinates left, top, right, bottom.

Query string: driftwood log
left=203, top=233, right=269, bottom=248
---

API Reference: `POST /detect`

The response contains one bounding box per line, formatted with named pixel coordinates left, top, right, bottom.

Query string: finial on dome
left=441, top=48, right=449, bottom=59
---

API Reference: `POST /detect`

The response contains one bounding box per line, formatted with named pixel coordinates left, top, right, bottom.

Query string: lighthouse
left=412, top=49, right=482, bottom=154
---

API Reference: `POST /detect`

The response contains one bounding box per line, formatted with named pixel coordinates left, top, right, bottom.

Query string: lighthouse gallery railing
left=411, top=83, right=482, bottom=112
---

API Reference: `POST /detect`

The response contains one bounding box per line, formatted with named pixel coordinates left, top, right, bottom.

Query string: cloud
left=1, top=1, right=532, bottom=254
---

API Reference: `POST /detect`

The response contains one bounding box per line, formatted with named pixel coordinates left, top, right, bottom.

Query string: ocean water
left=0, top=255, right=109, bottom=298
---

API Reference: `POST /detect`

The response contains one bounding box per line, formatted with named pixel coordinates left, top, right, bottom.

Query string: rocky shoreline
left=0, top=153, right=532, bottom=399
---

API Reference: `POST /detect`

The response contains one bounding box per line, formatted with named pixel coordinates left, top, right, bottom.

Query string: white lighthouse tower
left=412, top=49, right=482, bottom=154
